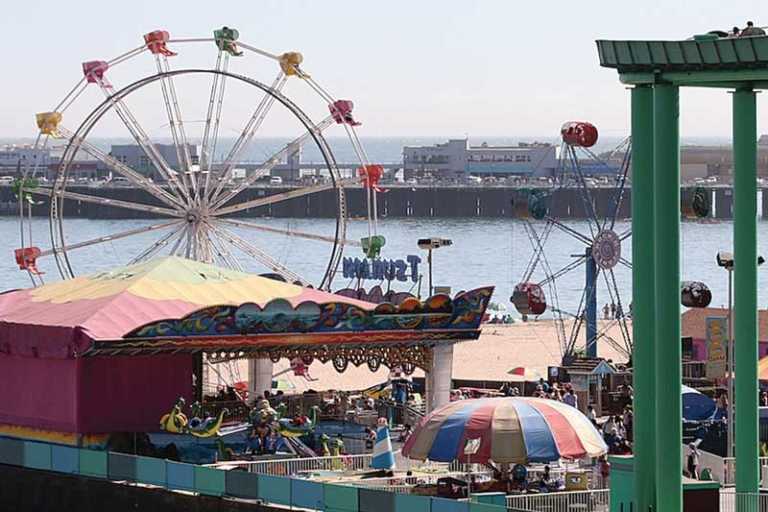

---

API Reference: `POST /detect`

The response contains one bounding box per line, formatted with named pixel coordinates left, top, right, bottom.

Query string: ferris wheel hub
left=185, top=209, right=204, bottom=223
left=591, top=229, right=622, bottom=270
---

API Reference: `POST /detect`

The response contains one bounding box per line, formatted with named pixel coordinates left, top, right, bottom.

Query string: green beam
left=733, top=87, right=759, bottom=495
left=653, top=83, right=682, bottom=512
left=619, top=69, right=768, bottom=87
left=631, top=84, right=655, bottom=512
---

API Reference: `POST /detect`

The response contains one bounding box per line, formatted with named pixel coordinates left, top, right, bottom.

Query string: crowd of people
left=601, top=407, right=634, bottom=455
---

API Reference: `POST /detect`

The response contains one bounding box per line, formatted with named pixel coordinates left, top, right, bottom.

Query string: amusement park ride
left=14, top=28, right=385, bottom=292
left=510, top=122, right=713, bottom=363
left=510, top=122, right=634, bottom=363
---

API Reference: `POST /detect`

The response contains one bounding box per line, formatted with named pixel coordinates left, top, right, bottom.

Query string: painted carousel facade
left=0, top=256, right=492, bottom=447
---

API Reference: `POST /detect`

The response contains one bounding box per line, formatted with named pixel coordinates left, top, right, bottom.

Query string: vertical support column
left=653, top=83, right=681, bottom=512
left=427, top=343, right=454, bottom=413
left=733, top=87, right=759, bottom=495
left=248, top=358, right=274, bottom=405
left=631, top=84, right=656, bottom=512
left=193, top=353, right=204, bottom=403
left=585, top=247, right=598, bottom=358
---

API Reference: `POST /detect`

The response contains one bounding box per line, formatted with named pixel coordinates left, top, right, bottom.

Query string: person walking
left=563, top=389, right=578, bottom=409
left=623, top=406, right=634, bottom=442
left=687, top=443, right=700, bottom=479
left=587, top=405, right=598, bottom=427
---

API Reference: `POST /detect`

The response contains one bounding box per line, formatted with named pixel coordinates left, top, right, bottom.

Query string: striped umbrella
left=507, top=367, right=543, bottom=382
left=402, top=397, right=607, bottom=464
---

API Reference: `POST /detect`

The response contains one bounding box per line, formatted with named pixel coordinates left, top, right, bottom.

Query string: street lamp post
left=417, top=238, right=452, bottom=297
left=716, top=251, right=764, bottom=459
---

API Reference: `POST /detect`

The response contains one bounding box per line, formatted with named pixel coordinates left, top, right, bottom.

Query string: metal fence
left=720, top=490, right=768, bottom=512
left=506, top=489, right=610, bottom=512
left=721, top=457, right=768, bottom=487
left=214, top=453, right=374, bottom=475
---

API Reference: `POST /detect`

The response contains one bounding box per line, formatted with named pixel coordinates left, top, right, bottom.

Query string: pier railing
left=506, top=489, right=610, bottom=512
left=215, top=453, right=375, bottom=475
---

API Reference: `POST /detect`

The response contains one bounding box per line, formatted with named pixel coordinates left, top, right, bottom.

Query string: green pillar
left=653, top=83, right=681, bottom=512
left=631, top=84, right=656, bottom=512
left=733, top=87, right=759, bottom=495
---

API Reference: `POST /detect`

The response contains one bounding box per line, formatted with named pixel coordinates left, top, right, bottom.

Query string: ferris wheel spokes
left=54, top=126, right=186, bottom=210
left=83, top=64, right=192, bottom=206
left=604, top=267, right=632, bottom=355
left=129, top=222, right=189, bottom=265
left=151, top=44, right=194, bottom=194
left=537, top=255, right=588, bottom=288
left=204, top=223, right=243, bottom=271
left=208, top=222, right=309, bottom=285
left=544, top=217, right=593, bottom=246
left=30, top=186, right=181, bottom=218
left=210, top=116, right=335, bottom=211
left=563, top=145, right=601, bottom=238
left=38, top=219, right=182, bottom=259
left=206, top=71, right=288, bottom=205
left=218, top=218, right=361, bottom=247
left=214, top=178, right=352, bottom=217
left=199, top=50, right=231, bottom=203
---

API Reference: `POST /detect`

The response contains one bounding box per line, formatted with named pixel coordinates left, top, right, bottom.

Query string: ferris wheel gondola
left=15, top=27, right=385, bottom=290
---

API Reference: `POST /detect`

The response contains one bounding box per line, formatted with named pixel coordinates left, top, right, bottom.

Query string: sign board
left=706, top=316, right=728, bottom=380
left=434, top=286, right=452, bottom=295
left=570, top=374, right=589, bottom=391
left=464, top=438, right=481, bottom=455
left=342, top=255, right=421, bottom=282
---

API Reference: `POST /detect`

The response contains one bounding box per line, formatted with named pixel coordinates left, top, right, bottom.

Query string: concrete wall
left=0, top=185, right=756, bottom=220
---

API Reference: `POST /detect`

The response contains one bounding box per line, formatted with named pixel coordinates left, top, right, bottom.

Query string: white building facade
left=0, top=146, right=52, bottom=174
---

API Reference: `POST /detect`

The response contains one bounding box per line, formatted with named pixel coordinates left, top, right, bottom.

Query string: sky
left=1, top=0, right=768, bottom=139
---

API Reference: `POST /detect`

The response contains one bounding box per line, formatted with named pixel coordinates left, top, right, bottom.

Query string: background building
left=108, top=143, right=199, bottom=180
left=467, top=142, right=557, bottom=177
left=403, top=139, right=468, bottom=178
left=0, top=146, right=51, bottom=176
left=403, top=139, right=558, bottom=179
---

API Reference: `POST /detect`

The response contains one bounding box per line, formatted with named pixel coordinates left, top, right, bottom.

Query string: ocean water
left=1, top=215, right=766, bottom=321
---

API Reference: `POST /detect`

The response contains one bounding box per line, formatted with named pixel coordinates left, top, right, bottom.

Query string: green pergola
left=598, top=34, right=768, bottom=512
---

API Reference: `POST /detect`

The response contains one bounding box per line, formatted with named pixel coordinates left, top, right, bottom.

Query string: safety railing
left=506, top=489, right=610, bottom=512
left=209, top=451, right=492, bottom=477
left=720, top=489, right=768, bottom=512
left=720, top=456, right=768, bottom=487
left=214, top=453, right=374, bottom=475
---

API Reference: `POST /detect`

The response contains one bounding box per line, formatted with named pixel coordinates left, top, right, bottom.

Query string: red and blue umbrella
left=402, top=397, right=607, bottom=464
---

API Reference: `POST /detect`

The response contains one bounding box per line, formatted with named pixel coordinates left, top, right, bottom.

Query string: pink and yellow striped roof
left=0, top=257, right=372, bottom=358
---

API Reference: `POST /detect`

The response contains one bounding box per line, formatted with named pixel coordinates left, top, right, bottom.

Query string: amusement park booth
left=0, top=256, right=492, bottom=446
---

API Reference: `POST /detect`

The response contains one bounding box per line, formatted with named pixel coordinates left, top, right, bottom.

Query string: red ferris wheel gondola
left=511, top=282, right=547, bottom=316
left=560, top=122, right=598, bottom=148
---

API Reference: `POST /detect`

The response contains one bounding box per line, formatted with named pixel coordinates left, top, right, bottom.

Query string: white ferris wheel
left=16, top=28, right=384, bottom=290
